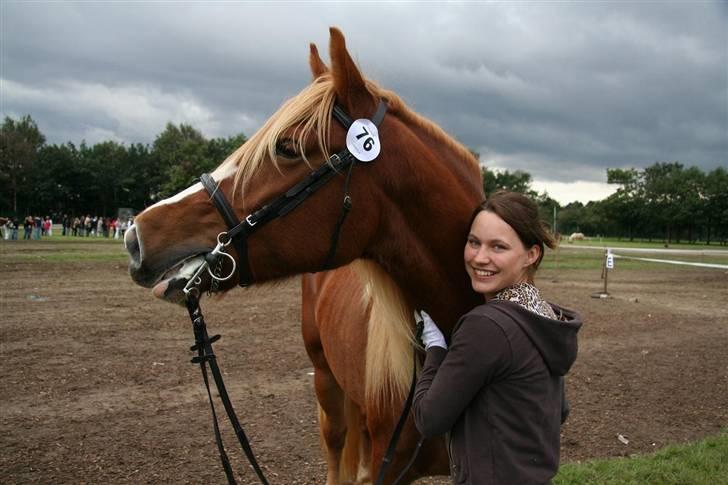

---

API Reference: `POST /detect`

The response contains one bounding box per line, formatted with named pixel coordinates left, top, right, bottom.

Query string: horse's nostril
left=125, top=225, right=141, bottom=265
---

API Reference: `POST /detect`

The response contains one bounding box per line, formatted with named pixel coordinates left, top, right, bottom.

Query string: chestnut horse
left=126, top=28, right=484, bottom=483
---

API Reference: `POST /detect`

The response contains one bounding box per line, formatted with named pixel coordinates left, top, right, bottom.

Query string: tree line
left=482, top=164, right=727, bottom=245
left=1, top=115, right=246, bottom=218
left=2, top=114, right=726, bottom=244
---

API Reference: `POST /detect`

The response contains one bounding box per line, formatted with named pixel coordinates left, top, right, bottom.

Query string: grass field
left=555, top=431, right=728, bottom=485
left=9, top=233, right=124, bottom=244
left=0, top=236, right=128, bottom=263
left=549, top=244, right=728, bottom=270
left=5, top=234, right=728, bottom=267
left=542, top=251, right=728, bottom=271
left=561, top=237, right=727, bottom=251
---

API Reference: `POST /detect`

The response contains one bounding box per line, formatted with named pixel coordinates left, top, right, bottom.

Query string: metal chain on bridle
left=181, top=99, right=423, bottom=484
left=208, top=254, right=223, bottom=295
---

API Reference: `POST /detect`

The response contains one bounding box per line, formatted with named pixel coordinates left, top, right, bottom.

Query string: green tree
left=679, top=166, right=706, bottom=243
left=0, top=115, right=46, bottom=215
left=121, top=142, right=153, bottom=210
left=479, top=165, right=561, bottom=233
left=534, top=192, right=560, bottom=234
left=151, top=123, right=211, bottom=199
left=481, top=167, right=535, bottom=197
left=557, top=202, right=583, bottom=235
left=642, top=162, right=694, bottom=243
left=605, top=168, right=643, bottom=241
left=33, top=143, right=82, bottom=215
left=79, top=141, right=132, bottom=215
left=703, top=167, right=728, bottom=245
left=207, top=133, right=247, bottom=166
left=558, top=201, right=604, bottom=236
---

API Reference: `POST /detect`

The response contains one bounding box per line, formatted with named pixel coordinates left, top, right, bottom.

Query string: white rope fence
left=566, top=244, right=728, bottom=257
left=575, top=246, right=728, bottom=297
left=610, top=254, right=728, bottom=270
left=563, top=244, right=728, bottom=270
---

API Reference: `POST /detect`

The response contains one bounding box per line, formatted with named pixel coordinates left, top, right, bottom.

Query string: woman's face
left=463, top=210, right=540, bottom=300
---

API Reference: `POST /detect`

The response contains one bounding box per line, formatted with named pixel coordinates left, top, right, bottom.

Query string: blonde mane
left=221, top=73, right=478, bottom=201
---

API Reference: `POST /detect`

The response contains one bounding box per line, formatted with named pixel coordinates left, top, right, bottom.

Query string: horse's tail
left=340, top=396, right=363, bottom=482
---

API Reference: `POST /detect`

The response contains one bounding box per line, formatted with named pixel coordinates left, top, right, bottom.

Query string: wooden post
left=592, top=249, right=611, bottom=298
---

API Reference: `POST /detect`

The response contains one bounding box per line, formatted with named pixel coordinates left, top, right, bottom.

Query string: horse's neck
left=374, top=211, right=481, bottom=334
left=373, top=129, right=484, bottom=333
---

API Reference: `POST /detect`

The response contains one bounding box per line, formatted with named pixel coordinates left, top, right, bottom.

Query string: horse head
left=126, top=27, right=483, bottom=331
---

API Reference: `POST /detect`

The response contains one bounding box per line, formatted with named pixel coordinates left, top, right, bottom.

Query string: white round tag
left=346, top=119, right=381, bottom=162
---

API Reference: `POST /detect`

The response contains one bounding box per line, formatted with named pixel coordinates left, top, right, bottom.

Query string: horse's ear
left=309, top=43, right=329, bottom=79
left=329, top=27, right=369, bottom=111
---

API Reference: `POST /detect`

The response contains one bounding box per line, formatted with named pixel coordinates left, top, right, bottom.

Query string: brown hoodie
left=413, top=300, right=582, bottom=484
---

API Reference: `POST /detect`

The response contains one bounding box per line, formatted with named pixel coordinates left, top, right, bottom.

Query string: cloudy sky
left=2, top=1, right=726, bottom=204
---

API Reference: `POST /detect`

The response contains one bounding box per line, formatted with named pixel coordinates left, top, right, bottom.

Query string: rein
left=180, top=99, right=426, bottom=484
left=185, top=293, right=270, bottom=485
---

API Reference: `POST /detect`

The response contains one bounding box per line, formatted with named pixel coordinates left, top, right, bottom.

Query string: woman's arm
left=413, top=314, right=511, bottom=437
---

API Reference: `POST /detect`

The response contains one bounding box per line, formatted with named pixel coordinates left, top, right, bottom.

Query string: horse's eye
left=275, top=139, right=299, bottom=159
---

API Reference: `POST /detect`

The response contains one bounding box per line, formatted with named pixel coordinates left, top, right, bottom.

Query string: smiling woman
left=413, top=191, right=581, bottom=484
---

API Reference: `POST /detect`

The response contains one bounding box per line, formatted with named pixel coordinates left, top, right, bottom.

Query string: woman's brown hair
left=470, top=191, right=557, bottom=280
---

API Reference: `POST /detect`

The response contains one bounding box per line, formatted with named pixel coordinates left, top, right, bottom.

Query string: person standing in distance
left=413, top=191, right=582, bottom=484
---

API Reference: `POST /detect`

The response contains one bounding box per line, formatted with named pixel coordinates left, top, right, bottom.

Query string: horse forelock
left=223, top=75, right=338, bottom=201
left=352, top=260, right=418, bottom=410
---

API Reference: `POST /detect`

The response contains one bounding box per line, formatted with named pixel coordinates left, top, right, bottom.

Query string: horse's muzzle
left=125, top=225, right=141, bottom=265
left=125, top=225, right=156, bottom=287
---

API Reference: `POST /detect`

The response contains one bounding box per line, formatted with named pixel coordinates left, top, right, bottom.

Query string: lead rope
left=185, top=293, right=270, bottom=485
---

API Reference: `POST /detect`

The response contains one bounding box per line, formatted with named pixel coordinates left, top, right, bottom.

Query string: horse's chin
left=151, top=255, right=208, bottom=304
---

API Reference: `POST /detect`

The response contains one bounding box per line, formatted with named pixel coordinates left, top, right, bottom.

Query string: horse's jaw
left=149, top=255, right=208, bottom=304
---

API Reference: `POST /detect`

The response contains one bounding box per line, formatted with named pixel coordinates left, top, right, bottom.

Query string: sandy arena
left=2, top=242, right=727, bottom=483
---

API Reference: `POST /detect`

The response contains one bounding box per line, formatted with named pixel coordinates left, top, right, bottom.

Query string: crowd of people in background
left=0, top=215, right=134, bottom=241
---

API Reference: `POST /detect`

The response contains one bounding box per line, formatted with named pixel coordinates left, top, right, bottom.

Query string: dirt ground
left=1, top=242, right=727, bottom=484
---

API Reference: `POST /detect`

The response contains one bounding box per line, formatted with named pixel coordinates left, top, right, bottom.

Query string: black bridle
left=198, top=99, right=387, bottom=288
left=183, top=99, right=423, bottom=484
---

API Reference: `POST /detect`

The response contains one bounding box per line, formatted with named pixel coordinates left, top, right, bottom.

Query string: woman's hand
left=415, top=310, right=447, bottom=350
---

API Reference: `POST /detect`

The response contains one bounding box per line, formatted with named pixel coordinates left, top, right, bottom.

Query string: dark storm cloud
left=2, top=1, right=726, bottom=194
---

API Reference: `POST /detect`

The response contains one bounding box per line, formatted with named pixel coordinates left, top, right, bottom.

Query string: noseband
left=188, top=99, right=387, bottom=292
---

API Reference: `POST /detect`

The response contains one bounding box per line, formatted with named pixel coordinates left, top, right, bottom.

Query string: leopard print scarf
left=493, top=282, right=558, bottom=320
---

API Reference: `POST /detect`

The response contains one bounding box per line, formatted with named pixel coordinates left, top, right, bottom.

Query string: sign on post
left=592, top=248, right=611, bottom=298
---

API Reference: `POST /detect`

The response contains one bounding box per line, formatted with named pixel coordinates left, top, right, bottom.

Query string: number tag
left=346, top=119, right=381, bottom=162
left=606, top=252, right=614, bottom=269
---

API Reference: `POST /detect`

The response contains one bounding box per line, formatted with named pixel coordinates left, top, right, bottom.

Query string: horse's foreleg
left=355, top=419, right=372, bottom=484
left=315, top=367, right=348, bottom=485
left=303, top=274, right=348, bottom=484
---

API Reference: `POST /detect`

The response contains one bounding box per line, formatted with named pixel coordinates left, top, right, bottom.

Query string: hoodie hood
left=486, top=299, right=582, bottom=376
